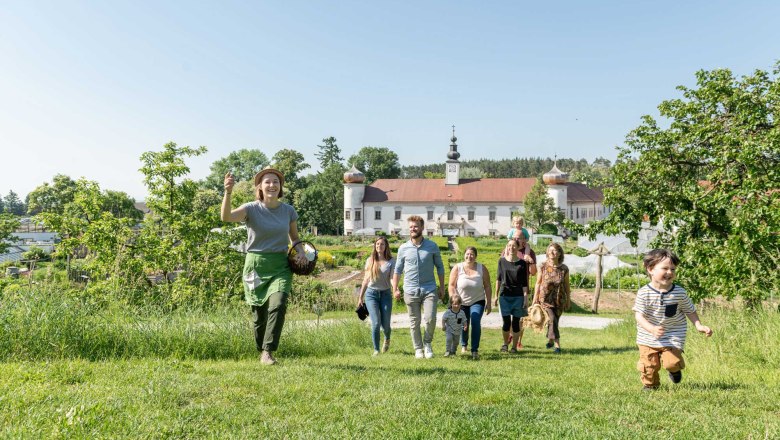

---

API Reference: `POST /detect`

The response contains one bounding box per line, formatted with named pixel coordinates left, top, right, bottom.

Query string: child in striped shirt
left=633, top=249, right=713, bottom=390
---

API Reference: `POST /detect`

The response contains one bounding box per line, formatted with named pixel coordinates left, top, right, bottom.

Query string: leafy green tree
left=584, top=64, right=780, bottom=306
left=315, top=136, right=343, bottom=169
left=3, top=191, right=26, bottom=216
left=523, top=179, right=564, bottom=231
left=26, top=174, right=77, bottom=215
left=347, top=146, right=401, bottom=183
left=296, top=164, right=346, bottom=235
left=272, top=148, right=310, bottom=204
left=102, top=190, right=143, bottom=222
left=0, top=213, right=20, bottom=254
left=460, top=167, right=489, bottom=179
left=202, top=149, right=269, bottom=192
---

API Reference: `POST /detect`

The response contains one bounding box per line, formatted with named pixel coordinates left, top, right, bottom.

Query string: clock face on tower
left=449, top=164, right=456, bottom=172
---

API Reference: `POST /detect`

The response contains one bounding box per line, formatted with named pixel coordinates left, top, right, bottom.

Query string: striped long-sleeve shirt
left=632, top=283, right=695, bottom=350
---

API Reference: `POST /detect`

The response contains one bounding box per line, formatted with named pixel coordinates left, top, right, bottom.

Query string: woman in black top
left=494, top=240, right=529, bottom=353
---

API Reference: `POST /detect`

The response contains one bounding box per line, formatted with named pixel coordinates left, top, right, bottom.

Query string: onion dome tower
left=446, top=125, right=460, bottom=185
left=343, top=164, right=366, bottom=235
left=543, top=157, right=568, bottom=210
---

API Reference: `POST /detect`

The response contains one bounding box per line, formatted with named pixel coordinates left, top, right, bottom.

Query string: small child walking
left=633, top=249, right=713, bottom=390
left=442, top=294, right=467, bottom=357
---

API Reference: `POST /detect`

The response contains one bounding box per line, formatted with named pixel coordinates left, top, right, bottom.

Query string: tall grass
left=0, top=285, right=367, bottom=362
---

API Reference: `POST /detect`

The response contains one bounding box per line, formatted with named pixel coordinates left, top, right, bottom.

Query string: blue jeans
left=460, top=300, right=485, bottom=353
left=364, top=288, right=393, bottom=351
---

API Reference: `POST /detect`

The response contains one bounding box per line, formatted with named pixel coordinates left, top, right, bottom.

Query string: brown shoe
left=382, top=339, right=390, bottom=353
left=260, top=350, right=277, bottom=365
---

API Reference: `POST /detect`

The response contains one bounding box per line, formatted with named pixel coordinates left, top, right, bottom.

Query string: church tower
left=445, top=126, right=460, bottom=185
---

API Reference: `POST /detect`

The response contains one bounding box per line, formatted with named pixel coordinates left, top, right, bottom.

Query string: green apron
left=243, top=252, right=293, bottom=306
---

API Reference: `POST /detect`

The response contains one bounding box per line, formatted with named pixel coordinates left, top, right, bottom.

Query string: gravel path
left=389, top=312, right=621, bottom=330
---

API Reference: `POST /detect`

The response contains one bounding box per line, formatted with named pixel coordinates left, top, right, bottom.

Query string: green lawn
left=1, top=300, right=777, bottom=439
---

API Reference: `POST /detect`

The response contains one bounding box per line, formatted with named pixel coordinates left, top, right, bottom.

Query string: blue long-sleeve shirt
left=394, top=238, right=444, bottom=296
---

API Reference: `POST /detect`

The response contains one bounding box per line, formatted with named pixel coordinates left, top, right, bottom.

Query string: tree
left=202, top=149, right=269, bottom=192
left=295, top=163, right=346, bottom=235
left=347, top=146, right=401, bottom=183
left=272, top=148, right=310, bottom=204
left=0, top=213, right=20, bottom=254
left=3, top=191, right=26, bottom=216
left=584, top=64, right=780, bottom=306
left=26, top=174, right=77, bottom=215
left=315, top=136, right=343, bottom=169
left=523, top=179, right=564, bottom=231
left=102, top=190, right=144, bottom=222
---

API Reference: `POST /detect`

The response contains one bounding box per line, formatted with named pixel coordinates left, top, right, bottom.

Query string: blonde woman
left=494, top=240, right=529, bottom=353
left=357, top=237, right=395, bottom=355
left=533, top=242, right=571, bottom=353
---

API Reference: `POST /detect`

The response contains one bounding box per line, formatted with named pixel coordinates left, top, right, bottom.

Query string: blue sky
left=1, top=1, right=778, bottom=200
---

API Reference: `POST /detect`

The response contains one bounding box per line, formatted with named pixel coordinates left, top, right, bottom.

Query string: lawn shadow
left=319, top=362, right=479, bottom=377
left=681, top=381, right=744, bottom=391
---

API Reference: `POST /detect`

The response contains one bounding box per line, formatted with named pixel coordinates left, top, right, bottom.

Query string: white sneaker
left=372, top=350, right=380, bottom=356
left=424, top=343, right=434, bottom=359
left=443, top=351, right=451, bottom=357
left=415, top=349, right=424, bottom=359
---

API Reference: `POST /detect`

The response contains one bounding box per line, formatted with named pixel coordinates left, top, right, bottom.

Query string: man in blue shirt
left=392, top=216, right=445, bottom=359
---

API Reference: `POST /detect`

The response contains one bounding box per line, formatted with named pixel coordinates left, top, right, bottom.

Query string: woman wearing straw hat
left=221, top=166, right=307, bottom=365
left=533, top=242, right=571, bottom=353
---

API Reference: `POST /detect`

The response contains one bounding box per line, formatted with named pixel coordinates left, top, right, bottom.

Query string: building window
left=375, top=210, right=382, bottom=220
left=489, top=211, right=496, bottom=221
left=468, top=231, right=475, bottom=237
left=355, top=210, right=362, bottom=221
left=346, top=231, right=352, bottom=236
left=468, top=211, right=475, bottom=221
left=427, top=230, right=433, bottom=237
left=447, top=211, right=454, bottom=221
left=427, top=210, right=434, bottom=221
left=345, top=210, right=350, bottom=220
left=395, top=210, right=401, bottom=220
left=489, top=230, right=496, bottom=236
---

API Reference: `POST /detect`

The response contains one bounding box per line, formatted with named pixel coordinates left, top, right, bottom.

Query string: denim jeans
left=460, top=300, right=485, bottom=353
left=404, top=291, right=438, bottom=350
left=364, top=288, right=393, bottom=351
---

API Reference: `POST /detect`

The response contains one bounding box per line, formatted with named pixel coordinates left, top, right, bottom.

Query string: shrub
left=537, top=223, right=558, bottom=235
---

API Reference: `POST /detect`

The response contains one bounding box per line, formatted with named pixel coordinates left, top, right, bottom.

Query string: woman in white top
left=447, top=246, right=492, bottom=359
left=357, top=237, right=395, bottom=355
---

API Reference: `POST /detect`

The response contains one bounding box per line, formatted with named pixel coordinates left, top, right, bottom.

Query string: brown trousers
left=637, top=345, right=685, bottom=388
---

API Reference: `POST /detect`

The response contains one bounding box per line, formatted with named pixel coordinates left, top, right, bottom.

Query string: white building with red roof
left=343, top=132, right=609, bottom=237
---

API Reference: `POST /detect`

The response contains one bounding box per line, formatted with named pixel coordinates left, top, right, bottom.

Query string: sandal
left=500, top=344, right=508, bottom=353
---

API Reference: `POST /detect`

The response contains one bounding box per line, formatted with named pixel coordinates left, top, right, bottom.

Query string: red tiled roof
left=362, top=179, right=604, bottom=203
left=565, top=182, right=604, bottom=202
left=363, top=178, right=537, bottom=203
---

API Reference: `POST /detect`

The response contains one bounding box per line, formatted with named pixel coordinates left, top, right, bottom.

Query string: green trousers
left=251, top=291, right=289, bottom=352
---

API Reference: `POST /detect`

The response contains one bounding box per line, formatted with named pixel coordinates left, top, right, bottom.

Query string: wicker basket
left=287, top=240, right=318, bottom=275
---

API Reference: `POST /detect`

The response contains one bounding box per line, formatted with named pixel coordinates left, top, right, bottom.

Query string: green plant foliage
left=523, top=179, right=564, bottom=230
left=582, top=64, right=780, bottom=305
left=347, top=146, right=401, bottom=184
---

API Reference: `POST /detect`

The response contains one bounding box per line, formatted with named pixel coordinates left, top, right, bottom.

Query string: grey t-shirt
left=242, top=201, right=298, bottom=253
left=365, top=258, right=395, bottom=291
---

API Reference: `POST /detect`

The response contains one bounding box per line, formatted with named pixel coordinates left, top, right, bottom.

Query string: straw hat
left=523, top=303, right=549, bottom=333
left=254, top=166, right=285, bottom=187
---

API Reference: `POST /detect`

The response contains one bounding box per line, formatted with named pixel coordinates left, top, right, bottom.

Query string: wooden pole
left=591, top=243, right=609, bottom=313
